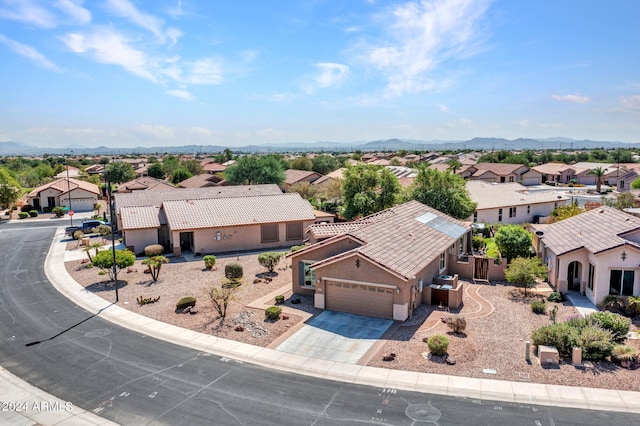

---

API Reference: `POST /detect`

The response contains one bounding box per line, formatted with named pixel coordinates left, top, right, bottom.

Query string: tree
left=505, top=256, right=548, bottom=297
left=92, top=249, right=136, bottom=281
left=147, top=163, right=166, bottom=180
left=550, top=202, right=584, bottom=222
left=93, top=224, right=112, bottom=244
left=311, top=155, right=339, bottom=175
left=224, top=155, right=285, bottom=185
left=258, top=252, right=284, bottom=273
left=603, top=192, right=636, bottom=210
left=142, top=255, right=169, bottom=282
left=289, top=156, right=313, bottom=171
left=0, top=168, right=21, bottom=209
left=289, top=181, right=316, bottom=200
left=162, top=156, right=181, bottom=177
left=84, top=242, right=103, bottom=262
left=588, top=166, right=606, bottom=193
left=181, top=159, right=203, bottom=176
left=209, top=285, right=235, bottom=319
left=410, top=167, right=477, bottom=220
left=447, top=159, right=463, bottom=174
left=171, top=168, right=193, bottom=184
left=494, top=225, right=532, bottom=262
left=340, top=165, right=400, bottom=220
left=105, top=162, right=135, bottom=184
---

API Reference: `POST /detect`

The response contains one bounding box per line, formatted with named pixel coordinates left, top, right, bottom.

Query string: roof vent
left=535, top=231, right=544, bottom=236
left=599, top=209, right=604, bottom=213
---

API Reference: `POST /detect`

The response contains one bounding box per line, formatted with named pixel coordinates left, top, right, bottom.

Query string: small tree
left=588, top=166, right=605, bottom=193
left=505, top=256, right=548, bottom=297
left=209, top=286, right=235, bottom=319
left=258, top=252, right=283, bottom=273
left=52, top=206, right=66, bottom=217
left=92, top=249, right=136, bottom=281
left=203, top=255, right=216, bottom=270
left=84, top=242, right=103, bottom=262
left=93, top=224, right=112, bottom=244
left=494, top=224, right=532, bottom=262
left=444, top=315, right=467, bottom=334
left=142, top=255, right=169, bottom=282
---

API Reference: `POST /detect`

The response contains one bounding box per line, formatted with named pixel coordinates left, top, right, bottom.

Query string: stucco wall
left=125, top=228, right=159, bottom=255
left=473, top=200, right=568, bottom=224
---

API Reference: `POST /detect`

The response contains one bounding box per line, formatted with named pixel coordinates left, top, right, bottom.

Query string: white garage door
left=325, top=281, right=394, bottom=319
left=70, top=198, right=96, bottom=212
left=522, top=177, right=539, bottom=186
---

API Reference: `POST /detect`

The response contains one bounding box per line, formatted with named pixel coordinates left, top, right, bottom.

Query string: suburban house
left=115, top=184, right=317, bottom=256
left=532, top=163, right=579, bottom=185
left=531, top=206, right=640, bottom=305
left=116, top=176, right=176, bottom=193
left=177, top=174, right=226, bottom=188
left=466, top=181, right=570, bottom=224
left=313, top=168, right=345, bottom=190
left=617, top=169, right=639, bottom=192
left=54, top=166, right=83, bottom=179
left=283, top=169, right=323, bottom=190
left=289, top=201, right=473, bottom=321
left=466, top=163, right=530, bottom=184
left=26, top=177, right=100, bottom=212
left=200, top=160, right=226, bottom=174
left=385, top=166, right=417, bottom=188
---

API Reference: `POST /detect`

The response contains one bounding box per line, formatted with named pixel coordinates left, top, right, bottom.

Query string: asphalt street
left=0, top=220, right=637, bottom=425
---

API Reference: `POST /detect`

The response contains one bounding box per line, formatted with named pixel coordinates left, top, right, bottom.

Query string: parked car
left=65, top=219, right=111, bottom=237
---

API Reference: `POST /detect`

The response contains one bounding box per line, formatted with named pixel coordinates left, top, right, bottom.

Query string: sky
left=0, top=0, right=639, bottom=149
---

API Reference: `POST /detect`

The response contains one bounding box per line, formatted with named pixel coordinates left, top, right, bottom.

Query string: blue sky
left=1, top=0, right=639, bottom=148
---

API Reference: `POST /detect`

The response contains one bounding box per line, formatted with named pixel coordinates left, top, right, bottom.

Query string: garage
left=522, top=177, right=540, bottom=186
left=325, top=280, right=394, bottom=319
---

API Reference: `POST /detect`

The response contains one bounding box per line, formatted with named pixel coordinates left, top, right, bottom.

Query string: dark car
left=65, top=219, right=111, bottom=237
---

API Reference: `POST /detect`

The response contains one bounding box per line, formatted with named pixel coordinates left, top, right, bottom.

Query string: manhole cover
left=405, top=402, right=441, bottom=423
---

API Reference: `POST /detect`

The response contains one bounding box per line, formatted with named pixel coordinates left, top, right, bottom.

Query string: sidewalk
left=13, top=228, right=640, bottom=425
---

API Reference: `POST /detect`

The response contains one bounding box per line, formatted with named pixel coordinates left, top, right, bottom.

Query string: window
left=498, top=208, right=503, bottom=222
left=439, top=252, right=446, bottom=271
left=509, top=207, right=517, bottom=218
left=215, top=231, right=221, bottom=240
left=509, top=176, right=514, bottom=182
left=609, top=270, right=634, bottom=296
left=500, top=176, right=506, bottom=183
left=527, top=205, right=531, bottom=214
left=459, top=236, right=464, bottom=254
left=299, top=262, right=316, bottom=287
left=286, top=222, right=303, bottom=240
left=473, top=212, right=478, bottom=222
left=261, top=224, right=279, bottom=243
left=588, top=264, right=595, bottom=290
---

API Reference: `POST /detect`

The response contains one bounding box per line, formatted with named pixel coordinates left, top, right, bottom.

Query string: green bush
left=144, top=244, right=164, bottom=257
left=275, top=295, right=285, bottom=304
left=289, top=245, right=306, bottom=253
left=225, top=262, right=243, bottom=279
left=258, top=252, right=283, bottom=273
left=577, top=326, right=614, bottom=360
left=472, top=234, right=485, bottom=251
left=18, top=211, right=29, bottom=219
left=222, top=278, right=242, bottom=289
left=547, top=291, right=565, bottom=303
left=203, top=255, right=216, bottom=270
left=265, top=306, right=282, bottom=320
left=176, top=296, right=196, bottom=310
left=531, top=300, right=547, bottom=314
left=28, top=210, right=38, bottom=217
left=427, top=335, right=449, bottom=356
left=531, top=323, right=578, bottom=358
left=589, top=311, right=631, bottom=343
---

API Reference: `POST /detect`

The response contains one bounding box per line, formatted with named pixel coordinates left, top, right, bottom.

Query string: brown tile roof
left=284, top=169, right=322, bottom=185
left=116, top=177, right=176, bottom=192
left=532, top=163, right=577, bottom=175
left=472, top=163, right=528, bottom=176
left=310, top=201, right=470, bottom=279
left=201, top=162, right=226, bottom=173
left=115, top=184, right=283, bottom=208
left=27, top=177, right=100, bottom=197
left=177, top=174, right=223, bottom=188
left=162, top=193, right=315, bottom=231
left=531, top=206, right=640, bottom=255
left=120, top=205, right=166, bottom=229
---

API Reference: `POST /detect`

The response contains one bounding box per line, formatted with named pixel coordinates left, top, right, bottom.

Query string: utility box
left=81, top=237, right=90, bottom=246
left=538, top=345, right=559, bottom=365
left=572, top=347, right=582, bottom=366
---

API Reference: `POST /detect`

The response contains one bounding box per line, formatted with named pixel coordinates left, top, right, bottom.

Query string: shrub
left=144, top=244, right=164, bottom=257
left=275, top=295, right=285, bottom=304
left=611, top=344, right=639, bottom=364
left=531, top=323, right=578, bottom=358
left=20, top=205, right=32, bottom=212
left=137, top=296, right=160, bottom=306
left=225, top=262, right=243, bottom=279
left=28, top=210, right=38, bottom=217
left=589, top=311, right=631, bottom=343
left=203, top=255, right=216, bottom=270
left=176, top=296, right=196, bottom=310
left=547, top=291, right=565, bottom=303
left=289, top=245, right=306, bottom=253
left=265, top=306, right=282, bottom=320
left=73, top=230, right=84, bottom=240
left=577, top=325, right=614, bottom=360
left=444, top=315, right=467, bottom=333
left=98, top=270, right=107, bottom=275
left=427, top=335, right=449, bottom=356
left=472, top=234, right=485, bottom=251
left=222, top=278, right=242, bottom=289
left=531, top=300, right=547, bottom=314
left=258, top=252, right=283, bottom=273
left=18, top=212, right=29, bottom=219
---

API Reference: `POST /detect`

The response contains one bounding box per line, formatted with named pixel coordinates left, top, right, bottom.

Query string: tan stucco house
left=116, top=184, right=317, bottom=256
left=26, top=178, right=100, bottom=212
left=289, top=201, right=472, bottom=321
left=531, top=206, right=640, bottom=305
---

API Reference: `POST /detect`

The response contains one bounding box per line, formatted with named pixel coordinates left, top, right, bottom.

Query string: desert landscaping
left=65, top=242, right=640, bottom=392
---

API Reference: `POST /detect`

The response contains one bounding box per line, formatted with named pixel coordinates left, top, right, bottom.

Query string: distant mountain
left=0, top=137, right=638, bottom=156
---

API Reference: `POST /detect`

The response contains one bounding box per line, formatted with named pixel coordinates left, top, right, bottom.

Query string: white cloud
left=54, top=0, right=91, bottom=24
left=28, top=127, right=103, bottom=135
left=185, top=127, right=216, bottom=137
left=303, top=62, right=350, bottom=94
left=61, top=28, right=158, bottom=82
left=439, top=103, right=450, bottom=113
left=0, top=34, right=61, bottom=71
left=620, top=95, right=640, bottom=112
left=166, top=89, right=195, bottom=101
left=0, top=0, right=56, bottom=28
left=519, top=119, right=529, bottom=127
left=130, top=125, right=175, bottom=139
left=105, top=0, right=181, bottom=44
left=364, top=0, right=492, bottom=97
left=551, top=94, right=590, bottom=103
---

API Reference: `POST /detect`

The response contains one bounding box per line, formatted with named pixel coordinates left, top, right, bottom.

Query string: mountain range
left=0, top=137, right=637, bottom=156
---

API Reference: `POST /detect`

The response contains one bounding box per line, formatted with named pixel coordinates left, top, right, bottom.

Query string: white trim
left=322, top=277, right=397, bottom=290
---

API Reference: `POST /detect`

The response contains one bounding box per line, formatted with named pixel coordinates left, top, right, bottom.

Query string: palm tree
left=448, top=159, right=463, bottom=174
left=588, top=166, right=606, bottom=193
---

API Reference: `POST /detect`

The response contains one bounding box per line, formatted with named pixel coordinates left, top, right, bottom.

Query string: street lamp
left=106, top=159, right=119, bottom=302
left=66, top=150, right=73, bottom=226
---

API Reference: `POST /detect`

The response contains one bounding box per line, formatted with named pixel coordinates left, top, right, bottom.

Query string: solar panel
left=415, top=212, right=467, bottom=238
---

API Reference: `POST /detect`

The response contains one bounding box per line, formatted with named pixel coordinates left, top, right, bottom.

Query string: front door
left=47, top=196, right=55, bottom=209
left=33, top=198, right=41, bottom=210
left=568, top=261, right=581, bottom=291
left=179, top=232, right=193, bottom=252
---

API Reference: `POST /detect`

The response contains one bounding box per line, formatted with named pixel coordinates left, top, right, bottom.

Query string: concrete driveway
left=275, top=311, right=393, bottom=364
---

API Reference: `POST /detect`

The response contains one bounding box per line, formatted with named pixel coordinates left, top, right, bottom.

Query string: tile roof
left=532, top=163, right=577, bottom=175
left=284, top=169, right=322, bottom=185
left=116, top=177, right=176, bottom=192
left=310, top=201, right=470, bottom=279
left=27, top=177, right=100, bottom=197
left=120, top=205, right=165, bottom=229
left=115, top=184, right=283, bottom=208
left=177, top=174, right=223, bottom=188
left=531, top=206, right=640, bottom=255
left=466, top=181, right=569, bottom=209
left=471, top=163, right=528, bottom=176
left=162, top=193, right=315, bottom=231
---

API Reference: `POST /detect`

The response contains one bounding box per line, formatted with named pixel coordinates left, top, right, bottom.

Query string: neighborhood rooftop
left=466, top=181, right=570, bottom=209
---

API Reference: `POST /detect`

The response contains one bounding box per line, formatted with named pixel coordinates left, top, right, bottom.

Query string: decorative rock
left=445, top=356, right=456, bottom=365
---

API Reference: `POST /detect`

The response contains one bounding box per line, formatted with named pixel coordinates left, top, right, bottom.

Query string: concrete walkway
left=566, top=292, right=599, bottom=317
left=5, top=228, right=640, bottom=425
